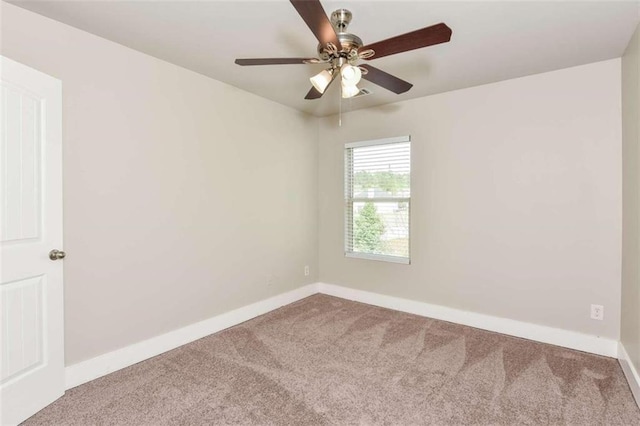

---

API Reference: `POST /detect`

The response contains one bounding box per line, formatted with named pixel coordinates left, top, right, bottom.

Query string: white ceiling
left=9, top=1, right=640, bottom=117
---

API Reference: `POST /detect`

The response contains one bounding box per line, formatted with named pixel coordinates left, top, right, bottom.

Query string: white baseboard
left=66, top=281, right=621, bottom=390
left=65, top=283, right=319, bottom=389
left=317, top=283, right=618, bottom=358
left=618, top=342, right=640, bottom=407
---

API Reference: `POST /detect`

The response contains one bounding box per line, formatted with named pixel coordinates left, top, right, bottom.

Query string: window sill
left=345, top=252, right=410, bottom=265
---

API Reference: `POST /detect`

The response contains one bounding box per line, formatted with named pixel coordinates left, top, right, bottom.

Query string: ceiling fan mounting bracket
left=330, top=9, right=352, bottom=32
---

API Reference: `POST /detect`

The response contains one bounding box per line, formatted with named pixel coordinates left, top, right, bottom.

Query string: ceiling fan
left=235, top=0, right=452, bottom=100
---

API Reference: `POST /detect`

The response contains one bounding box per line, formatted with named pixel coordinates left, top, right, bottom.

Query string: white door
left=0, top=56, right=64, bottom=425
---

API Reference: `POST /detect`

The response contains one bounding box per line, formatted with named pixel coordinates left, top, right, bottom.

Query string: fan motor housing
left=317, top=33, right=363, bottom=59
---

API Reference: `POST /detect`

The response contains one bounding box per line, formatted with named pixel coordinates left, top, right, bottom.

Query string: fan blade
left=235, top=58, right=316, bottom=66
left=361, top=23, right=452, bottom=60
left=305, top=87, right=323, bottom=100
left=304, top=73, right=336, bottom=100
left=360, top=65, right=413, bottom=94
left=290, top=0, right=340, bottom=48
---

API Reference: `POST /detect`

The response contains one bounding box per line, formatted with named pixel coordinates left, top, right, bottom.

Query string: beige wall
left=622, top=21, right=640, bottom=373
left=1, top=3, right=319, bottom=365
left=0, top=2, right=628, bottom=366
left=319, top=60, right=622, bottom=339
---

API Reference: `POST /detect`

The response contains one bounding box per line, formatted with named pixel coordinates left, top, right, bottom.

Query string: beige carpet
left=24, top=294, right=640, bottom=425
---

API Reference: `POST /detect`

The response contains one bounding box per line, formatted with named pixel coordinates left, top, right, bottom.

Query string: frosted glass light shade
left=310, top=69, right=334, bottom=93
left=340, top=64, right=362, bottom=85
left=341, top=81, right=360, bottom=98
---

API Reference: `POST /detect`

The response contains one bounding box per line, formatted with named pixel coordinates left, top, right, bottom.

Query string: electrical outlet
left=266, top=275, right=273, bottom=287
left=304, top=265, right=310, bottom=276
left=590, top=304, right=604, bottom=321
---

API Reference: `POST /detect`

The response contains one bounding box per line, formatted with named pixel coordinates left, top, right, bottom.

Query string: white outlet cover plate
left=590, top=304, right=604, bottom=320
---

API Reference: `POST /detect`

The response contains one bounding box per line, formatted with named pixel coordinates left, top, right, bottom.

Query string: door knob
left=49, top=249, right=66, bottom=260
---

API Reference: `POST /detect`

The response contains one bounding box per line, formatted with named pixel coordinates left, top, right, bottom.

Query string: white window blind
left=345, top=136, right=411, bottom=264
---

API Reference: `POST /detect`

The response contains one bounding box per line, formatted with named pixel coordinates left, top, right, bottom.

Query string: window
left=345, top=136, right=411, bottom=264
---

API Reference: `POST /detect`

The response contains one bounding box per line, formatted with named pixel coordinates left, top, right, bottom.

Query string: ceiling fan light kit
left=310, top=68, right=335, bottom=93
left=341, top=81, right=360, bottom=99
left=340, top=64, right=362, bottom=84
left=235, top=0, right=452, bottom=103
left=337, top=63, right=361, bottom=98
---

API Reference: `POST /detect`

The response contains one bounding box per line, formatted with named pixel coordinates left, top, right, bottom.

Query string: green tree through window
left=354, top=202, right=385, bottom=253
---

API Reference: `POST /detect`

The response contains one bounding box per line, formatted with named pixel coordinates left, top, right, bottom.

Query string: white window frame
left=344, top=135, right=411, bottom=265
